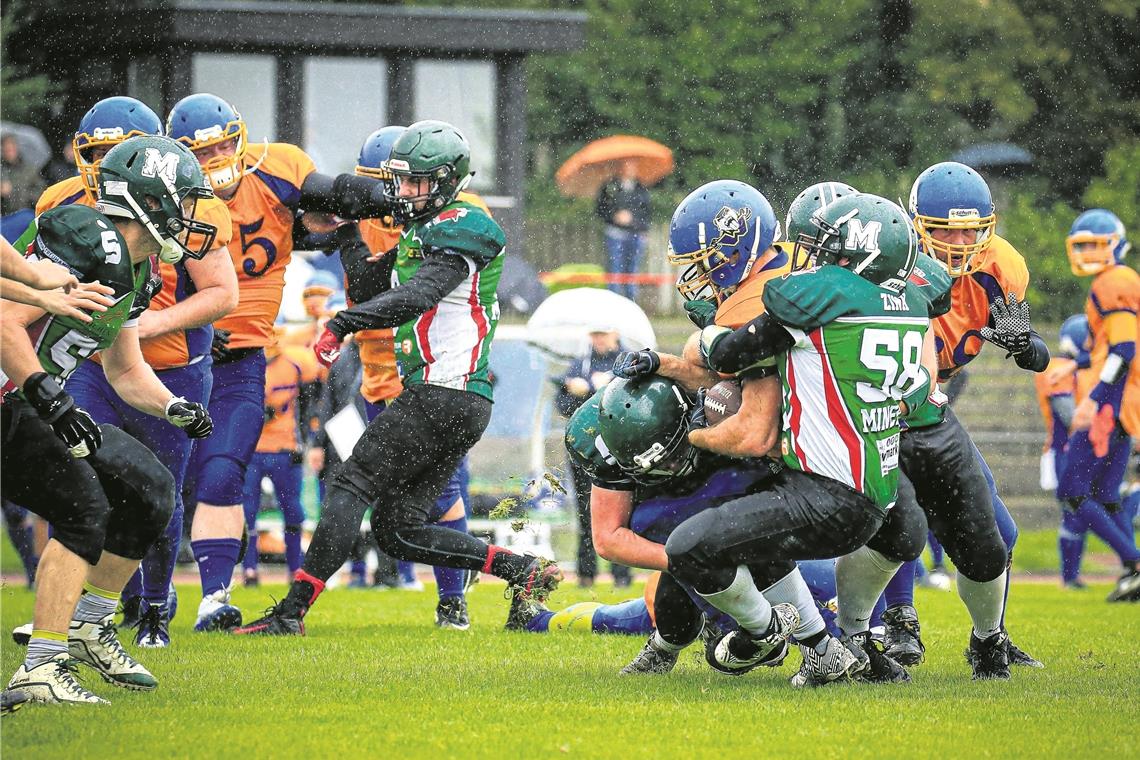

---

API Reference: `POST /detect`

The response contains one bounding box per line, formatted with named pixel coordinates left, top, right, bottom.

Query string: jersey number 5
left=857, top=328, right=924, bottom=403
left=239, top=218, right=277, bottom=278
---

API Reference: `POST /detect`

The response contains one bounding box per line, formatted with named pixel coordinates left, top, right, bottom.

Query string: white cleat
left=790, top=635, right=865, bottom=688
left=194, top=587, right=242, bottom=632
left=69, top=615, right=158, bottom=691
left=7, top=653, right=107, bottom=704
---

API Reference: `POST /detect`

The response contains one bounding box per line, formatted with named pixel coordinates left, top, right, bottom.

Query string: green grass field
left=2, top=574, right=1137, bottom=758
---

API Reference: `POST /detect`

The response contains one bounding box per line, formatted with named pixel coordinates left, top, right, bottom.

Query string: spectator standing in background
left=1, top=134, right=45, bottom=216
left=595, top=160, right=651, bottom=300
left=40, top=140, right=76, bottom=185
left=555, top=326, right=631, bottom=587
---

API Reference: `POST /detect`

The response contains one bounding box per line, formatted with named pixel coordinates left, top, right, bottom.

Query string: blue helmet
left=908, top=161, right=996, bottom=277
left=166, top=93, right=248, bottom=192
left=1066, top=208, right=1129, bottom=276
left=303, top=269, right=341, bottom=296
left=667, top=180, right=779, bottom=302
left=73, top=97, right=163, bottom=200
left=1058, top=314, right=1091, bottom=368
left=356, top=126, right=406, bottom=180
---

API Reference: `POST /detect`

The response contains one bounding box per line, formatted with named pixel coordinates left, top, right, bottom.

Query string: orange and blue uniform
left=355, top=219, right=404, bottom=405
left=713, top=242, right=793, bottom=328
left=193, top=142, right=318, bottom=509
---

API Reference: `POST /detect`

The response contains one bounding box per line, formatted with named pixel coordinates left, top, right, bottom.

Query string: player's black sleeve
left=706, top=313, right=796, bottom=375
left=299, top=172, right=391, bottom=220
left=326, top=251, right=470, bottom=337
left=335, top=223, right=395, bottom=305
left=1015, top=331, right=1050, bottom=372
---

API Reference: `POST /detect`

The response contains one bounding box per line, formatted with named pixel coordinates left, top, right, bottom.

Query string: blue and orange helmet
left=1066, top=209, right=1129, bottom=277
left=355, top=126, right=407, bottom=181
left=166, top=93, right=248, bottom=192
left=909, top=161, right=996, bottom=277
left=73, top=97, right=163, bottom=201
left=1058, top=314, right=1091, bottom=369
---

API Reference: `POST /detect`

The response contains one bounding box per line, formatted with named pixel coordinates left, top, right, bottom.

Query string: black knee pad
left=664, top=511, right=728, bottom=589
left=97, top=428, right=176, bottom=561
left=866, top=504, right=928, bottom=563
left=748, top=560, right=797, bottom=590
left=953, top=535, right=1008, bottom=582
left=654, top=573, right=704, bottom=647
left=52, top=496, right=111, bottom=566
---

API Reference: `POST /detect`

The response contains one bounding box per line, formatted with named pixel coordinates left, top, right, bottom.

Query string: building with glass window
left=20, top=1, right=586, bottom=253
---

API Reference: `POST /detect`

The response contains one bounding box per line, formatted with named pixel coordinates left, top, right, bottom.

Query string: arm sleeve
left=326, top=252, right=471, bottom=337
left=336, top=224, right=396, bottom=305
left=705, top=313, right=796, bottom=375
left=1014, top=330, right=1051, bottom=372
left=299, top=172, right=391, bottom=220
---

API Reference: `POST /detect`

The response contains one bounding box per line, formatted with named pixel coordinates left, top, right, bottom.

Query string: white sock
left=651, top=630, right=686, bottom=653
left=957, top=571, right=1005, bottom=639
left=698, top=565, right=772, bottom=635
left=835, top=546, right=901, bottom=636
left=763, top=567, right=825, bottom=639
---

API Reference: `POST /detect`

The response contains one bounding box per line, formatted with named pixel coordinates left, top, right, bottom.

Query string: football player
left=1060, top=209, right=1140, bottom=601
left=34, top=96, right=238, bottom=647
left=2, top=135, right=215, bottom=703
left=233, top=120, right=561, bottom=636
left=165, top=92, right=330, bottom=632
left=876, top=162, right=1050, bottom=678
left=659, top=193, right=934, bottom=681
left=1038, top=315, right=1140, bottom=590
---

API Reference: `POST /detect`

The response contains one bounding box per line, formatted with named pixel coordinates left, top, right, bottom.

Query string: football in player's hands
left=703, top=379, right=743, bottom=425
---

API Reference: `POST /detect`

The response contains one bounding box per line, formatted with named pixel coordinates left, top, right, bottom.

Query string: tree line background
left=3, top=0, right=1137, bottom=320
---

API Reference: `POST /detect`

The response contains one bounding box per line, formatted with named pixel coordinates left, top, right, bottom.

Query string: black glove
left=263, top=405, right=277, bottom=422
left=211, top=327, right=236, bottom=363
left=165, top=397, right=214, bottom=439
left=980, top=293, right=1032, bottom=357
left=24, top=372, right=102, bottom=457
left=612, top=349, right=661, bottom=379
left=688, top=388, right=709, bottom=431
left=1103, top=501, right=1122, bottom=515
left=290, top=450, right=304, bottom=465
left=683, top=299, right=718, bottom=329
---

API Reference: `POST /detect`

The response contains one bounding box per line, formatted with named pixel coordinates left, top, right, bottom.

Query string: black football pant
left=666, top=469, right=883, bottom=595
left=653, top=572, right=706, bottom=647
left=1, top=398, right=175, bottom=565
left=863, top=472, right=929, bottom=562
left=300, top=384, right=492, bottom=582
left=900, top=409, right=1007, bottom=583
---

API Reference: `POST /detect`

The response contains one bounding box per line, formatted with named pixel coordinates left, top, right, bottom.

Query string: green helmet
left=384, top=119, right=472, bottom=224
left=96, top=134, right=217, bottom=263
left=784, top=181, right=858, bottom=271
left=791, top=192, right=918, bottom=291
left=597, top=377, right=699, bottom=485
left=564, top=391, right=626, bottom=484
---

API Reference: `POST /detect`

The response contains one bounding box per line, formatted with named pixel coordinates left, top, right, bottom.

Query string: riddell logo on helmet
left=92, top=127, right=125, bottom=140
left=948, top=208, right=980, bottom=219
left=387, top=159, right=410, bottom=171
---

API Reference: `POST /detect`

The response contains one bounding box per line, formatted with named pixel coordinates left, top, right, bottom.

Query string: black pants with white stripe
left=300, top=383, right=493, bottom=582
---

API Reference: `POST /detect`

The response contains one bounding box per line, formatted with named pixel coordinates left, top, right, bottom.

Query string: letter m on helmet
left=141, top=148, right=180, bottom=193
left=845, top=219, right=882, bottom=255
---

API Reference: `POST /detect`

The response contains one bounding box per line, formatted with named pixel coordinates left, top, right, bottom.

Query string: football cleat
left=194, top=588, right=242, bottom=633
left=843, top=631, right=910, bottom=683
left=396, top=578, right=425, bottom=592
left=790, top=635, right=864, bottom=688
left=968, top=630, right=1011, bottom=680
left=881, top=604, right=926, bottom=666
left=506, top=556, right=563, bottom=605
left=1, top=688, right=31, bottom=714
left=69, top=615, right=158, bottom=691
left=1106, top=568, right=1140, bottom=602
left=243, top=570, right=260, bottom=588
left=231, top=603, right=305, bottom=636
left=11, top=623, right=32, bottom=647
left=620, top=636, right=680, bottom=676
left=1006, top=634, right=1044, bottom=668
left=7, top=654, right=107, bottom=704
left=435, top=596, right=471, bottom=631
left=118, top=594, right=145, bottom=629
left=504, top=593, right=548, bottom=632
left=135, top=604, right=170, bottom=649
left=705, top=604, right=798, bottom=676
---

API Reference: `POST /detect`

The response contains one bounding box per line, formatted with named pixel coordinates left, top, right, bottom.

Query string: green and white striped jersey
left=763, top=266, right=932, bottom=510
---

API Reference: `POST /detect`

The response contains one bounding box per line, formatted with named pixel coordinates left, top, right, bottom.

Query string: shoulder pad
left=762, top=266, right=866, bottom=329
left=1091, top=266, right=1140, bottom=314
left=253, top=143, right=318, bottom=187
left=979, top=236, right=1029, bottom=299
left=419, top=203, right=505, bottom=265
left=32, top=206, right=133, bottom=294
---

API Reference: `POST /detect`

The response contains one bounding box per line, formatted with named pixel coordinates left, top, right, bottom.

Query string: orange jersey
left=932, top=235, right=1029, bottom=379
left=714, top=243, right=794, bottom=328
left=257, top=345, right=320, bottom=453
left=351, top=191, right=492, bottom=403
left=34, top=177, right=234, bottom=369
left=1085, top=264, right=1140, bottom=436
left=215, top=143, right=317, bottom=349
left=1035, top=358, right=1076, bottom=451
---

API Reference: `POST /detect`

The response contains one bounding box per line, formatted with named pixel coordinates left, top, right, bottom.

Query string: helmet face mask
left=1066, top=208, right=1129, bottom=276
left=792, top=193, right=919, bottom=292
left=73, top=97, right=163, bottom=201
left=382, top=120, right=472, bottom=224
left=909, top=161, right=996, bottom=277
left=667, top=180, right=778, bottom=303
left=96, top=135, right=217, bottom=264
left=166, top=94, right=249, bottom=193
left=597, top=377, right=699, bottom=486
left=785, top=181, right=858, bottom=271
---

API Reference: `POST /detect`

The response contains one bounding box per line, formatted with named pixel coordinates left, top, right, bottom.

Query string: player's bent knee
left=664, top=515, right=717, bottom=583
left=196, top=455, right=248, bottom=505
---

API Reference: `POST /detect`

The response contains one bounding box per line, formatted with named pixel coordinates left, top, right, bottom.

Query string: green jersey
left=900, top=253, right=955, bottom=429
left=391, top=200, right=505, bottom=401
left=2, top=205, right=147, bottom=394
left=763, top=266, right=932, bottom=510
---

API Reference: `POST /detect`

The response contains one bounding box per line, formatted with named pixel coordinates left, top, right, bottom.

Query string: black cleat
left=435, top=596, right=471, bottom=631
left=118, top=595, right=144, bottom=630
left=1, top=688, right=31, bottom=715
left=134, top=604, right=170, bottom=649
left=504, top=593, right=548, bottom=632
left=882, top=604, right=925, bottom=666
left=843, top=631, right=910, bottom=683
left=506, top=557, right=563, bottom=605
left=1006, top=634, right=1044, bottom=668
left=620, top=636, right=681, bottom=675
left=1107, top=568, right=1140, bottom=602
left=968, top=631, right=1011, bottom=680
left=231, top=603, right=305, bottom=636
